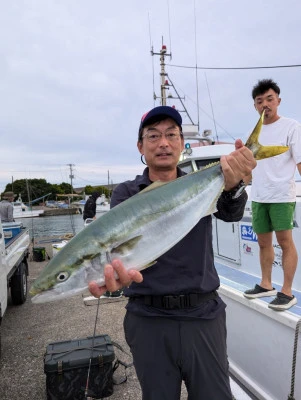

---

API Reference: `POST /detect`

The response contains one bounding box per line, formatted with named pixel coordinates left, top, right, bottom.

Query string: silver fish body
left=30, top=163, right=223, bottom=303
left=30, top=111, right=289, bottom=303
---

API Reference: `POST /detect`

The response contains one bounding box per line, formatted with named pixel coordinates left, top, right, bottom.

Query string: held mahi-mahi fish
left=30, top=112, right=289, bottom=303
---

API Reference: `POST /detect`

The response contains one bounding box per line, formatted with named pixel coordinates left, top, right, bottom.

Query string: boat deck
left=216, top=260, right=301, bottom=317
left=215, top=259, right=301, bottom=400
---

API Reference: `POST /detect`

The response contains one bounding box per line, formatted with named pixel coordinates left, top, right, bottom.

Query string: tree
left=3, top=179, right=52, bottom=203
left=1, top=179, right=112, bottom=203
left=2, top=179, right=75, bottom=203
left=58, top=182, right=73, bottom=194
left=84, top=185, right=111, bottom=198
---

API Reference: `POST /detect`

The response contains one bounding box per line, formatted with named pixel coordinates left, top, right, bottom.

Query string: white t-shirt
left=250, top=116, right=301, bottom=203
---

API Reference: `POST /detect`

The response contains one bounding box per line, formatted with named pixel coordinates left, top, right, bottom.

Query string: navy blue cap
left=138, top=106, right=182, bottom=136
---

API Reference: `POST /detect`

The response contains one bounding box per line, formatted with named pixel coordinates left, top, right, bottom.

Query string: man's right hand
left=88, top=259, right=143, bottom=298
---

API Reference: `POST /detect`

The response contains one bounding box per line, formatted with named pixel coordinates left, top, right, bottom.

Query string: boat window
left=179, top=162, right=193, bottom=174
left=196, top=158, right=220, bottom=170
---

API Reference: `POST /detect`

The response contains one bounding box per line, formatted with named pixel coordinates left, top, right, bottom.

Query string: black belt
left=129, top=291, right=218, bottom=310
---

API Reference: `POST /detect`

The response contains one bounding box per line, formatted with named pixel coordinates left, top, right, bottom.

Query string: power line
left=167, top=63, right=301, bottom=70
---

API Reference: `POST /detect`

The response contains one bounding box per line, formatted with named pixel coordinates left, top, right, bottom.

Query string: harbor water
left=19, top=213, right=103, bottom=239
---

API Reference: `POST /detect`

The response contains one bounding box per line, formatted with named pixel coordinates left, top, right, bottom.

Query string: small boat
left=96, top=194, right=110, bottom=213
left=72, top=194, right=110, bottom=214
left=12, top=195, right=44, bottom=219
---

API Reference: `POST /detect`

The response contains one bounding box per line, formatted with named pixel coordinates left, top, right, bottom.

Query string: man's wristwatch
left=223, top=180, right=246, bottom=200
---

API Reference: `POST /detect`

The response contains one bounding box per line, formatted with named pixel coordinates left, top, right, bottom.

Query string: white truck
left=0, top=221, right=30, bottom=356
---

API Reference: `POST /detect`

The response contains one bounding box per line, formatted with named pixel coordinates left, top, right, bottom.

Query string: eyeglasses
left=142, top=129, right=182, bottom=143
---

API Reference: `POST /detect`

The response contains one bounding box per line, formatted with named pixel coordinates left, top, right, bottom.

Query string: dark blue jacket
left=111, top=167, right=247, bottom=318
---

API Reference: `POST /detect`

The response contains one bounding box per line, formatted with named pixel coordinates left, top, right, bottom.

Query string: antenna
left=204, top=73, right=219, bottom=143
left=167, top=75, right=194, bottom=124
left=167, top=0, right=172, bottom=60
left=148, top=12, right=156, bottom=107
left=193, top=0, right=200, bottom=132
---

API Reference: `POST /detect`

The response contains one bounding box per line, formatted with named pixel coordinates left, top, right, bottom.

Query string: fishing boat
left=12, top=195, right=44, bottom=219
left=96, top=194, right=110, bottom=213
left=72, top=194, right=110, bottom=214
left=178, top=142, right=301, bottom=400
left=152, top=44, right=301, bottom=400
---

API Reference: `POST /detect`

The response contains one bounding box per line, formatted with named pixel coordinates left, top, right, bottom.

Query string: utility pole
left=67, top=164, right=75, bottom=195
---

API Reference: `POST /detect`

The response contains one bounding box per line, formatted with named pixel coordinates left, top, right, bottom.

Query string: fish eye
left=56, top=272, right=69, bottom=282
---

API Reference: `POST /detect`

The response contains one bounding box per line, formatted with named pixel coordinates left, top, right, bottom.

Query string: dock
left=0, top=240, right=188, bottom=400
left=0, top=241, right=249, bottom=400
left=40, top=207, right=82, bottom=217
left=0, top=240, right=140, bottom=399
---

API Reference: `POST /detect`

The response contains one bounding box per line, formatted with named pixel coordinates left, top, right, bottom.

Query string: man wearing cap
left=89, top=106, right=256, bottom=399
left=0, top=192, right=15, bottom=222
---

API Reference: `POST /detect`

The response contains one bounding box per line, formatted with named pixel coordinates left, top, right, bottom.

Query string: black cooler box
left=44, top=334, right=116, bottom=400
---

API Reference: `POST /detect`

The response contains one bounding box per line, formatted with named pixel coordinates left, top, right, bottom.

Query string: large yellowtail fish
left=30, top=112, right=288, bottom=303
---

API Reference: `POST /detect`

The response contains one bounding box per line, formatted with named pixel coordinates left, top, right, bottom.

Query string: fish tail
left=245, top=110, right=289, bottom=160
left=255, top=144, right=290, bottom=160
left=245, top=110, right=265, bottom=148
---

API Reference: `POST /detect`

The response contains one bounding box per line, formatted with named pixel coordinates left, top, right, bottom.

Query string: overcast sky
left=1, top=0, right=301, bottom=193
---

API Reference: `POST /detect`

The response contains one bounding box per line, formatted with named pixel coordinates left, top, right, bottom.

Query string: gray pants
left=124, top=310, right=232, bottom=400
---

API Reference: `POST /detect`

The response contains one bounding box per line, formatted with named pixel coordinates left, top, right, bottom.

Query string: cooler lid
left=44, top=335, right=115, bottom=373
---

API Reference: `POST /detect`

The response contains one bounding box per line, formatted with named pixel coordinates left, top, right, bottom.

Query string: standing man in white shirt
left=244, top=79, right=301, bottom=310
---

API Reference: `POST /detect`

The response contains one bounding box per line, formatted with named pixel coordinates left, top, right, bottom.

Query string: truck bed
left=4, top=227, right=30, bottom=279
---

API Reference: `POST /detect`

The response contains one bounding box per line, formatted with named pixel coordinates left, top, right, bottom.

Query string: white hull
left=12, top=198, right=44, bottom=219
left=179, top=144, right=301, bottom=400
left=212, top=192, right=301, bottom=400
left=13, top=210, right=44, bottom=219
left=72, top=194, right=110, bottom=214
left=218, top=285, right=300, bottom=400
left=96, top=203, right=110, bottom=213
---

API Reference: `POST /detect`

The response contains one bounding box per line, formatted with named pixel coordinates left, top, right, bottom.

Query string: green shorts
left=252, top=202, right=296, bottom=234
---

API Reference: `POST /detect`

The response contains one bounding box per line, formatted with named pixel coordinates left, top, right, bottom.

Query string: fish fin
left=140, top=260, right=157, bottom=270
left=245, top=111, right=265, bottom=148
left=72, top=252, right=100, bottom=267
left=198, top=161, right=220, bottom=171
left=139, top=180, right=168, bottom=193
left=255, top=144, right=289, bottom=160
left=111, top=235, right=143, bottom=255
left=245, top=110, right=289, bottom=160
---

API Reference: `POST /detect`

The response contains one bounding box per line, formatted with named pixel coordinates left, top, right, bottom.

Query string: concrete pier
left=40, top=207, right=82, bottom=217
left=0, top=240, right=189, bottom=399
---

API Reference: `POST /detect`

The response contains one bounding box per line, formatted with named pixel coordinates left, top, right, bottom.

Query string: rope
left=287, top=318, right=301, bottom=400
left=84, top=297, right=101, bottom=399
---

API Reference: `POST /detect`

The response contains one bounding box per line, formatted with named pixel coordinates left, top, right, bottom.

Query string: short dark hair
left=251, top=79, right=280, bottom=100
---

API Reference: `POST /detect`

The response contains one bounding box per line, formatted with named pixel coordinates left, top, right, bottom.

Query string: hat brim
left=139, top=106, right=182, bottom=133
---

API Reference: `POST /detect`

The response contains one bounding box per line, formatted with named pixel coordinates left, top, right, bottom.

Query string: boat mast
left=151, top=43, right=194, bottom=124
left=151, top=42, right=213, bottom=146
left=151, top=43, right=171, bottom=106
left=159, top=45, right=169, bottom=106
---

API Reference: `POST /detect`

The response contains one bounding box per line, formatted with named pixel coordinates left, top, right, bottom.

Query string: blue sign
left=241, top=225, right=258, bottom=242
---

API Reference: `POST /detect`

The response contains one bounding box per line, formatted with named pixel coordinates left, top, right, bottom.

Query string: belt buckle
left=163, top=295, right=186, bottom=309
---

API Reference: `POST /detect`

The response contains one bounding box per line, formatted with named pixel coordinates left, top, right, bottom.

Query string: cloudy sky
left=1, top=0, right=301, bottom=193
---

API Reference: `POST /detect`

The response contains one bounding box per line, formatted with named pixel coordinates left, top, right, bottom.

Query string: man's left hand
left=220, top=139, right=256, bottom=191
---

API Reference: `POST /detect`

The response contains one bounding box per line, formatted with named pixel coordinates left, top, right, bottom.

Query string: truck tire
left=10, top=262, right=27, bottom=305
